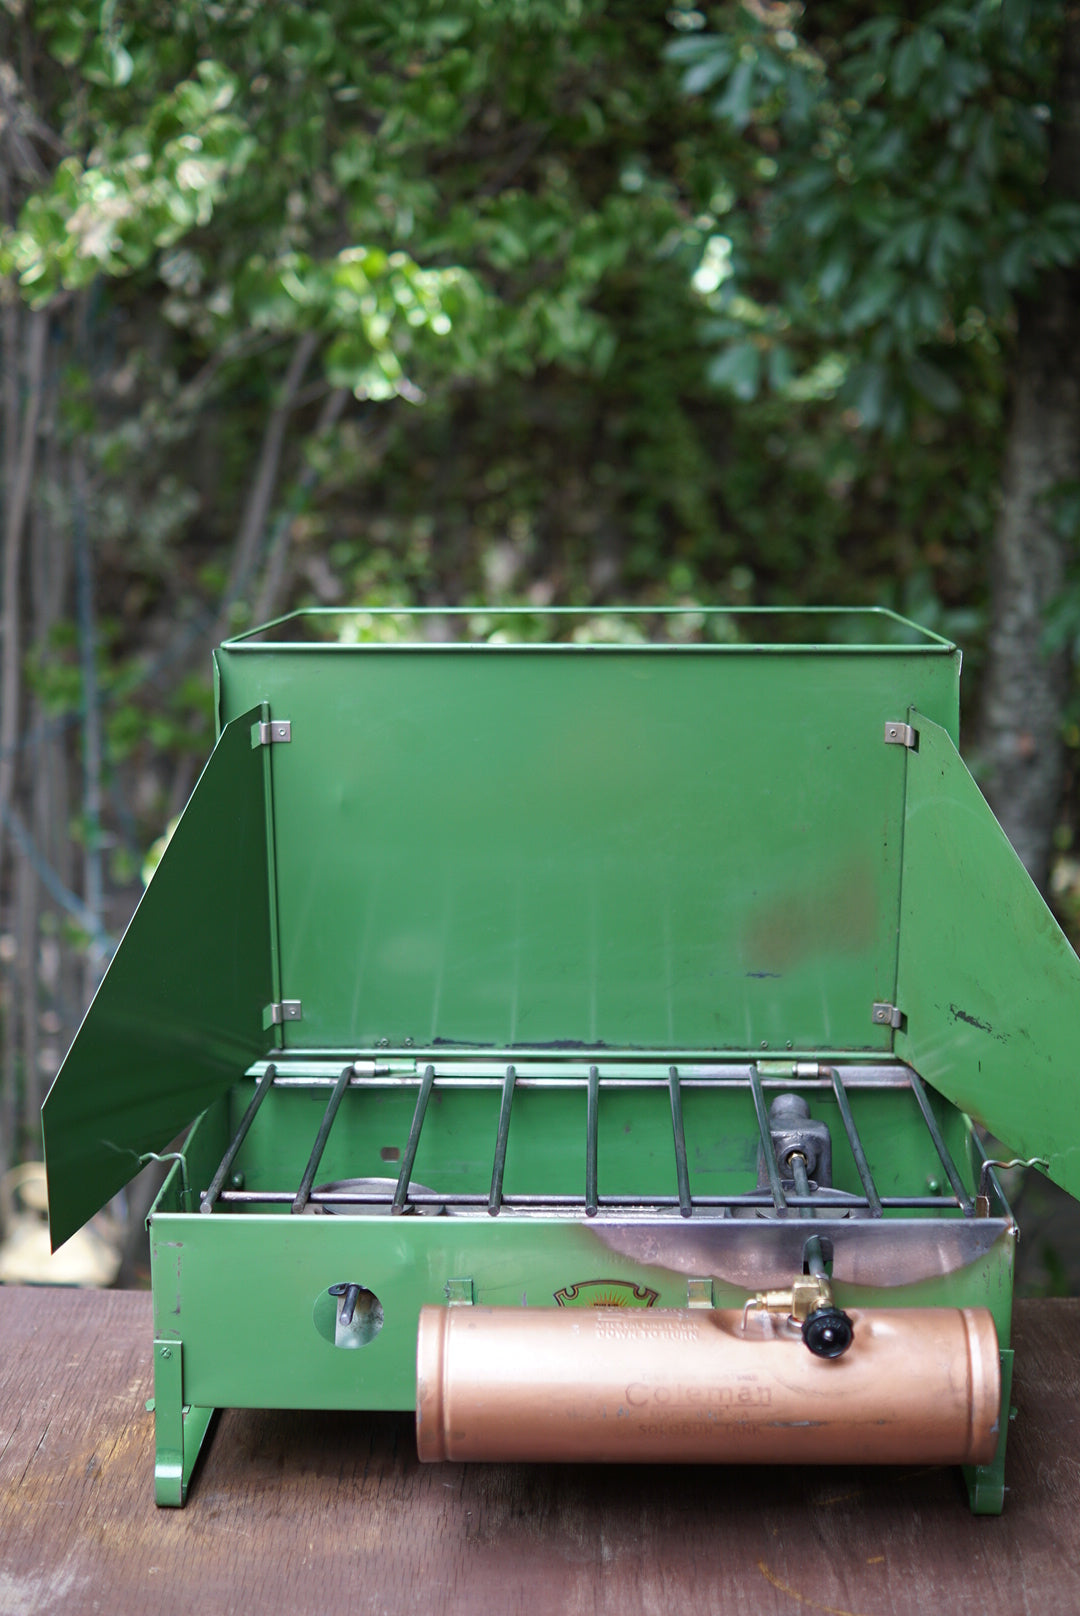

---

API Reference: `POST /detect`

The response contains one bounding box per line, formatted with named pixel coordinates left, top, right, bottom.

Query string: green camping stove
left=43, top=608, right=1080, bottom=1511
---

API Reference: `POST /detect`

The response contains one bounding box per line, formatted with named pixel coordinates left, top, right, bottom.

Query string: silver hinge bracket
left=872, top=1001, right=904, bottom=1030
left=263, top=999, right=302, bottom=1029
left=884, top=720, right=917, bottom=749
left=252, top=719, right=292, bottom=748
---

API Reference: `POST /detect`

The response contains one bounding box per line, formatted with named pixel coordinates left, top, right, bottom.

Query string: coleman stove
left=42, top=608, right=1080, bottom=1512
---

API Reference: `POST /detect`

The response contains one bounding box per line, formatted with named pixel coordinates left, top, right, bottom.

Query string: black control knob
left=802, top=1306, right=854, bottom=1359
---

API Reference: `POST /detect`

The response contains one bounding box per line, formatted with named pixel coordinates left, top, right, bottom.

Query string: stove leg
left=153, top=1337, right=217, bottom=1507
left=963, top=1348, right=1014, bottom=1515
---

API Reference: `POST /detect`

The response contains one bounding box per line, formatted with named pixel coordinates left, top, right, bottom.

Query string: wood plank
left=0, top=1287, right=1076, bottom=1615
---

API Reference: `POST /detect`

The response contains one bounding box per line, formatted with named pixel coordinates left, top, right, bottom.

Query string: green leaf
left=891, top=34, right=924, bottom=98
left=926, top=215, right=970, bottom=282
left=908, top=357, right=961, bottom=412
left=46, top=12, right=88, bottom=67
left=707, top=340, right=761, bottom=400
left=847, top=17, right=900, bottom=52
left=665, top=35, right=723, bottom=64
left=843, top=361, right=889, bottom=428
left=83, top=36, right=134, bottom=87
left=780, top=68, right=815, bottom=128
left=863, top=128, right=905, bottom=174
left=999, top=235, right=1034, bottom=287
left=880, top=215, right=929, bottom=267
left=817, top=254, right=850, bottom=300
left=843, top=272, right=901, bottom=330
left=1002, top=0, right=1031, bottom=54
left=677, top=39, right=732, bottom=97
left=803, top=197, right=842, bottom=238
left=767, top=342, right=794, bottom=392
left=712, top=58, right=757, bottom=132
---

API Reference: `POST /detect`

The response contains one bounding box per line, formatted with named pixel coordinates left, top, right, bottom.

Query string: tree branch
left=215, top=329, right=321, bottom=636
left=251, top=385, right=351, bottom=625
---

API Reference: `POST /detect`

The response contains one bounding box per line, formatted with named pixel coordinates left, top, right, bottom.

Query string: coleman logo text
left=625, top=1383, right=771, bottom=1408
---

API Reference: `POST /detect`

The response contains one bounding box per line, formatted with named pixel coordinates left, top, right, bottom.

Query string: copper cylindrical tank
left=416, top=1305, right=1000, bottom=1466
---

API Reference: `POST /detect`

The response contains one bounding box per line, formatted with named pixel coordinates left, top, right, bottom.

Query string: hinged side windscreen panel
left=895, top=712, right=1080, bottom=1201
left=217, top=613, right=960, bottom=1054
left=43, top=707, right=274, bottom=1249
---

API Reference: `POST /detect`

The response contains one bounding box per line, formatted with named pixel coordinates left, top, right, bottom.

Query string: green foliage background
left=10, top=0, right=1062, bottom=640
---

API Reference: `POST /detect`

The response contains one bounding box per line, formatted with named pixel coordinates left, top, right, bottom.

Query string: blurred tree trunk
left=977, top=8, right=1080, bottom=891
left=0, top=300, right=47, bottom=1173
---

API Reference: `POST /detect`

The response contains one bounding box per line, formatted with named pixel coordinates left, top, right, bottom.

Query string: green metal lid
left=214, top=608, right=960, bottom=1057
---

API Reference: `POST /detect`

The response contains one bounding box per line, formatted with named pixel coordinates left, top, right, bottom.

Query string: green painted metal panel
left=895, top=712, right=1080, bottom=1200
left=216, top=612, right=960, bottom=1054
left=42, top=708, right=274, bottom=1249
left=149, top=1206, right=1012, bottom=1413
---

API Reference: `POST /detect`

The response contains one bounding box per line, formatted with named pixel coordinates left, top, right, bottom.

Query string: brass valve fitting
left=743, top=1269, right=855, bottom=1359
left=749, top=1272, right=835, bottom=1324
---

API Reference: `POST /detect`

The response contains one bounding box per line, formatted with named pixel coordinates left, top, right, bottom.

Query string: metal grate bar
left=216, top=1189, right=967, bottom=1211
left=291, top=1063, right=354, bottom=1214
left=260, top=1067, right=909, bottom=1092
left=748, top=1066, right=787, bottom=1211
left=668, top=1066, right=692, bottom=1218
left=829, top=1067, right=883, bottom=1217
left=201, top=1064, right=276, bottom=1214
left=907, top=1070, right=972, bottom=1214
left=392, top=1063, right=436, bottom=1215
left=488, top=1065, right=516, bottom=1217
left=585, top=1064, right=599, bottom=1218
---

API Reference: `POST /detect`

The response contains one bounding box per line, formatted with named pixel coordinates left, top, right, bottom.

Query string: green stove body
left=42, top=608, right=1080, bottom=1510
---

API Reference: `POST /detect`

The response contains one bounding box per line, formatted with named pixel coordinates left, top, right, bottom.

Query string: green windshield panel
left=896, top=712, right=1080, bottom=1199
left=42, top=708, right=273, bottom=1249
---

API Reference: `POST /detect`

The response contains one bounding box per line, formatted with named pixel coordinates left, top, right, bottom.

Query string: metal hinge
left=884, top=720, right=917, bottom=749
left=251, top=719, right=292, bottom=747
left=872, top=1001, right=904, bottom=1030
left=263, top=999, right=302, bottom=1028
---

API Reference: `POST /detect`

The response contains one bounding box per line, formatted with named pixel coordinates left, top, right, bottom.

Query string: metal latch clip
left=872, top=1001, right=904, bottom=1030
left=263, top=1000, right=302, bottom=1028
left=252, top=719, right=292, bottom=747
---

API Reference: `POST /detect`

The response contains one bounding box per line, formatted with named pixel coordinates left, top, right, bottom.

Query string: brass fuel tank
left=416, top=1304, right=1000, bottom=1467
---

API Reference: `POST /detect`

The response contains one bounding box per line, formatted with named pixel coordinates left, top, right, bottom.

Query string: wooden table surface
left=0, top=1287, right=1076, bottom=1616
